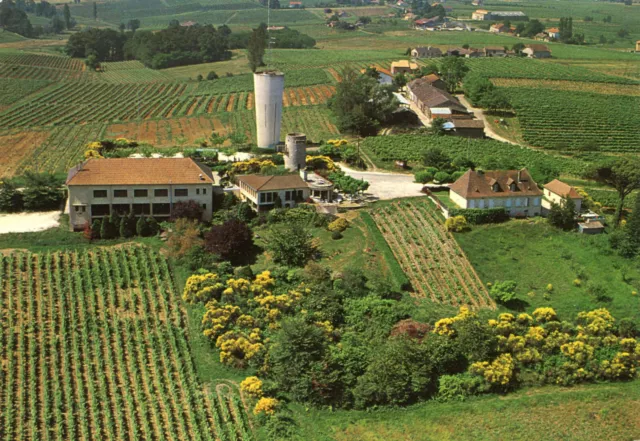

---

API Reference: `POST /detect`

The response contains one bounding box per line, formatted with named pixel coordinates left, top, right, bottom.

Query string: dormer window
left=492, top=183, right=500, bottom=192
left=510, top=183, right=517, bottom=192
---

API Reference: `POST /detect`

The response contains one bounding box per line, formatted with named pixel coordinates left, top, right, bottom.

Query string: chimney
left=300, top=169, right=308, bottom=181
left=517, top=169, right=521, bottom=183
left=199, top=173, right=204, bottom=181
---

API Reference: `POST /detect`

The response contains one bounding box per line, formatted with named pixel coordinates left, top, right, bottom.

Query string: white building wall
left=452, top=194, right=542, bottom=217
left=67, top=183, right=214, bottom=230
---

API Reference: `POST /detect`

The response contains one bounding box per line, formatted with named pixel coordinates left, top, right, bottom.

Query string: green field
left=504, top=87, right=640, bottom=152
left=0, top=245, right=255, bottom=441
left=292, top=380, right=640, bottom=441
left=455, top=219, right=640, bottom=323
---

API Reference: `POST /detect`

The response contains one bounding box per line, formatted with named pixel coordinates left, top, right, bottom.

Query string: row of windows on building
left=85, top=202, right=206, bottom=217
left=258, top=190, right=304, bottom=204
left=468, top=197, right=541, bottom=209
left=93, top=188, right=207, bottom=199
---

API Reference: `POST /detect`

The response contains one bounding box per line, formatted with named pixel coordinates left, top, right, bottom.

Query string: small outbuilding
left=523, top=44, right=551, bottom=58
left=578, top=220, right=605, bottom=235
left=542, top=179, right=583, bottom=213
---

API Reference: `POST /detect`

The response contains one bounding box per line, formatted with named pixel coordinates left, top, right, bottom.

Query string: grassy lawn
left=431, top=189, right=459, bottom=210
left=454, top=219, right=640, bottom=324
left=291, top=380, right=640, bottom=441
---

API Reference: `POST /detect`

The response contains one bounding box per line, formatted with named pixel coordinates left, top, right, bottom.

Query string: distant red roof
left=544, top=179, right=582, bottom=199
left=450, top=169, right=542, bottom=199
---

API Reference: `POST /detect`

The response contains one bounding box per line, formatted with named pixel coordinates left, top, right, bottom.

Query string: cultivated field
left=370, top=199, right=494, bottom=309
left=0, top=130, right=50, bottom=176
left=0, top=246, right=254, bottom=441
left=504, top=87, right=640, bottom=152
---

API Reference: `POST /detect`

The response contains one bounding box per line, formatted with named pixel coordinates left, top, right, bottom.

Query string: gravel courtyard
left=0, top=211, right=61, bottom=234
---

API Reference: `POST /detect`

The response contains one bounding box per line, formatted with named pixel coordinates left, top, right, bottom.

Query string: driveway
left=340, top=165, right=424, bottom=200
left=0, top=211, right=61, bottom=234
left=456, top=95, right=518, bottom=145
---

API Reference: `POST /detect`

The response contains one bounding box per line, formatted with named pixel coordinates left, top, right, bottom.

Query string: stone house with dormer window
left=449, top=169, right=543, bottom=217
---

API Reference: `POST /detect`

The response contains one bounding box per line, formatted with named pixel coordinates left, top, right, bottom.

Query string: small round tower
left=284, top=132, right=307, bottom=172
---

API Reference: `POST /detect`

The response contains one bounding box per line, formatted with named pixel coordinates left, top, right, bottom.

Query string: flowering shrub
left=532, top=307, right=558, bottom=323
left=445, top=215, right=470, bottom=232
left=327, top=218, right=349, bottom=233
left=254, top=397, right=278, bottom=415
left=306, top=155, right=337, bottom=171
left=183, top=273, right=224, bottom=304
left=470, top=354, right=514, bottom=387
left=231, top=159, right=276, bottom=175
left=576, top=308, right=615, bottom=336
left=240, top=376, right=264, bottom=398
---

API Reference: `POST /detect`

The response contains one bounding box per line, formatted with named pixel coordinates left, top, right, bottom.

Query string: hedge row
left=361, top=211, right=411, bottom=291
left=449, top=207, right=509, bottom=224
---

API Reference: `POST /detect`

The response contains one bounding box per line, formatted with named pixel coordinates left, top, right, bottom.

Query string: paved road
left=340, top=164, right=425, bottom=200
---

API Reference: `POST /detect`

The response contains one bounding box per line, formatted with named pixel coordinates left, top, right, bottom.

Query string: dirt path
left=456, top=95, right=518, bottom=145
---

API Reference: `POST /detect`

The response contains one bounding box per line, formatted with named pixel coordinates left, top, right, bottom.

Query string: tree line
left=66, top=22, right=232, bottom=69
left=0, top=0, right=74, bottom=37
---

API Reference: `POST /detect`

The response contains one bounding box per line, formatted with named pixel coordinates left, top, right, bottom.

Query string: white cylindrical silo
left=253, top=71, right=285, bottom=149
left=284, top=132, right=307, bottom=171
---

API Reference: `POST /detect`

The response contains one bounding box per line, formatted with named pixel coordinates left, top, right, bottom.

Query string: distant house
left=237, top=171, right=334, bottom=212
left=534, top=32, right=549, bottom=42
left=471, top=9, right=489, bottom=20
left=180, top=21, right=198, bottom=27
left=390, top=60, right=418, bottom=75
left=449, top=169, right=543, bottom=217
left=490, top=23, right=508, bottom=33
left=542, top=179, right=583, bottom=213
left=421, top=73, right=447, bottom=90
left=578, top=220, right=605, bottom=234
left=443, top=119, right=485, bottom=138
left=411, top=46, right=443, bottom=58
left=461, top=48, right=484, bottom=58
left=471, top=0, right=483, bottom=6
left=404, top=12, right=417, bottom=20
left=546, top=27, right=560, bottom=39
left=483, top=46, right=506, bottom=57
left=441, top=21, right=468, bottom=31
left=414, top=17, right=442, bottom=30
left=65, top=158, right=216, bottom=231
left=406, top=78, right=469, bottom=118
left=523, top=44, right=551, bottom=58
left=636, top=40, right=640, bottom=51
left=289, top=1, right=302, bottom=7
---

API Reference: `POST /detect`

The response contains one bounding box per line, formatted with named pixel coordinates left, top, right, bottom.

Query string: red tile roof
left=544, top=179, right=582, bottom=199
left=66, top=158, right=214, bottom=186
left=450, top=169, right=542, bottom=199
left=237, top=174, right=308, bottom=191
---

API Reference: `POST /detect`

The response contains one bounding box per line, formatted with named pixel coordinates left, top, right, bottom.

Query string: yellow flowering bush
left=84, top=149, right=103, bottom=159
left=216, top=329, right=264, bottom=366
left=240, top=376, right=263, bottom=398
left=525, top=326, right=546, bottom=345
left=183, top=273, right=224, bottom=304
left=516, top=313, right=533, bottom=326
left=231, top=159, right=276, bottom=175
left=560, top=341, right=594, bottom=364
left=577, top=308, right=615, bottom=336
left=202, top=301, right=241, bottom=340
left=223, top=278, right=251, bottom=298
left=470, top=354, right=514, bottom=387
left=306, top=155, right=337, bottom=171
left=327, top=139, right=348, bottom=146
left=434, top=307, right=475, bottom=336
left=327, top=218, right=349, bottom=233
left=254, top=397, right=278, bottom=415
left=532, top=307, right=557, bottom=323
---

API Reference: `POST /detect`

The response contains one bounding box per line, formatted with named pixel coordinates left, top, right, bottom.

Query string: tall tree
left=590, top=157, right=640, bottom=226
left=63, top=4, right=71, bottom=29
left=247, top=24, right=266, bottom=72
left=619, top=193, right=640, bottom=257
left=329, top=68, right=397, bottom=136
left=92, top=1, right=97, bottom=20
left=439, top=56, right=469, bottom=93
left=127, top=18, right=140, bottom=32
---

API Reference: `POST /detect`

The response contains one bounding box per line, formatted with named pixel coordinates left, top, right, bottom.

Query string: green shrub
left=434, top=171, right=452, bottom=183
left=445, top=215, right=470, bottom=232
left=331, top=231, right=343, bottom=240
left=448, top=207, right=509, bottom=224
left=437, top=373, right=489, bottom=402
left=414, top=169, right=434, bottom=184
left=327, top=217, right=349, bottom=233
left=490, top=280, right=518, bottom=303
